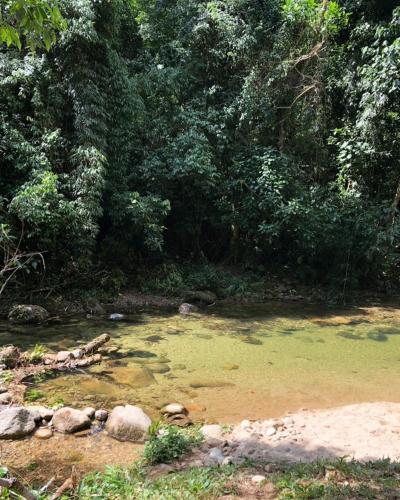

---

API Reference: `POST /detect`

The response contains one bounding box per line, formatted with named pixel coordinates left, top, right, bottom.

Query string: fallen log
left=82, top=333, right=110, bottom=355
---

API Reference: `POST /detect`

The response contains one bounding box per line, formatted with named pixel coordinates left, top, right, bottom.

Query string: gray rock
left=0, top=393, right=11, bottom=405
left=106, top=405, right=151, bottom=442
left=8, top=304, right=49, bottom=324
left=208, top=447, right=224, bottom=464
left=0, top=407, right=36, bottom=439
left=251, top=475, right=266, bottom=484
left=109, top=313, right=125, bottom=321
left=95, top=409, right=108, bottom=421
left=52, top=407, right=91, bottom=434
left=83, top=407, right=95, bottom=419
left=161, top=403, right=187, bottom=416
left=71, top=349, right=84, bottom=360
left=26, top=406, right=54, bottom=421
left=179, top=303, right=199, bottom=315
left=201, top=424, right=223, bottom=441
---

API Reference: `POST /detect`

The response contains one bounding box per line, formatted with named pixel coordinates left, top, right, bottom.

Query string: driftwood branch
left=0, top=334, right=111, bottom=403
left=0, top=476, right=36, bottom=500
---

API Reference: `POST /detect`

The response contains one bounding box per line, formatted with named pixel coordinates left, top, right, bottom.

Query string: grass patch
left=272, top=458, right=400, bottom=499
left=24, top=388, right=45, bottom=403
left=78, top=465, right=236, bottom=499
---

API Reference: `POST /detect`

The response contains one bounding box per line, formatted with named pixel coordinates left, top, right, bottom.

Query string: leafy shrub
left=143, top=423, right=202, bottom=465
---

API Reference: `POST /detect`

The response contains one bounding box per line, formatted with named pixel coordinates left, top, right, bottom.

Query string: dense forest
left=0, top=0, right=399, bottom=298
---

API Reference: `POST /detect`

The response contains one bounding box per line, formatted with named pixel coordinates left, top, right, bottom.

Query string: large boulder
left=8, top=304, right=49, bottom=324
left=0, top=407, right=36, bottom=439
left=106, top=405, right=151, bottom=442
left=52, top=407, right=91, bottom=434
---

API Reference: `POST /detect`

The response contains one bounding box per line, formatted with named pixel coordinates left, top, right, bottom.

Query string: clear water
left=2, top=302, right=400, bottom=423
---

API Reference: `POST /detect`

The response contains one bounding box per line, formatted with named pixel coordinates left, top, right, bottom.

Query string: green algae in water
left=5, top=302, right=400, bottom=422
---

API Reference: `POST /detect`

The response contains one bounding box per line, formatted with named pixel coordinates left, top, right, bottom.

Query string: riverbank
left=3, top=402, right=400, bottom=498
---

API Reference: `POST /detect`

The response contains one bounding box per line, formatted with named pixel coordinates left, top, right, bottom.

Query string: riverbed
left=2, top=301, right=400, bottom=422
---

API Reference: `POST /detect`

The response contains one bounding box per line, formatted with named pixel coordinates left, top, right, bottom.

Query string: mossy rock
left=8, top=304, right=49, bottom=325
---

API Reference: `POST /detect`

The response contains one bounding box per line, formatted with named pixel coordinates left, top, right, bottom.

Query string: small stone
left=0, top=386, right=8, bottom=394
left=34, top=427, right=53, bottom=440
left=95, top=409, right=108, bottom=421
left=208, top=447, right=224, bottom=464
left=283, top=417, right=294, bottom=426
left=0, top=392, right=11, bottom=404
left=71, top=349, right=84, bottom=359
left=56, top=351, right=74, bottom=363
left=165, top=413, right=192, bottom=427
left=83, top=407, right=95, bottom=419
left=240, top=419, right=251, bottom=430
left=161, top=403, right=187, bottom=415
left=222, top=456, right=233, bottom=466
left=109, top=313, right=124, bottom=321
left=251, top=475, right=266, bottom=484
left=265, top=427, right=276, bottom=437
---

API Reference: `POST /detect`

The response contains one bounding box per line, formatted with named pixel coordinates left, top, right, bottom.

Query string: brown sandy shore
left=4, top=401, right=400, bottom=486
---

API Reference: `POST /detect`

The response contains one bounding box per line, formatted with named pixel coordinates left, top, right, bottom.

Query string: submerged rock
left=109, top=365, right=156, bottom=388
left=190, top=380, right=234, bottom=389
left=8, top=304, right=49, bottom=324
left=106, top=405, right=151, bottom=442
left=148, top=363, right=170, bottom=374
left=52, top=407, right=92, bottom=434
left=0, top=407, right=36, bottom=439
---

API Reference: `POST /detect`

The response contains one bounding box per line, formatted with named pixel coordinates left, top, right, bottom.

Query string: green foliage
left=0, top=0, right=399, bottom=296
left=24, top=388, right=44, bottom=402
left=27, top=343, right=46, bottom=363
left=143, top=423, right=202, bottom=465
left=0, top=0, right=66, bottom=51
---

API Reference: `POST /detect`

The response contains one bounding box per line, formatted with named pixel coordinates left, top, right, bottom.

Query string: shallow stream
left=2, top=301, right=400, bottom=423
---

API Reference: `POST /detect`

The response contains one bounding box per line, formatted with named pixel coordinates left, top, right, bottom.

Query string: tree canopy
left=0, top=0, right=399, bottom=296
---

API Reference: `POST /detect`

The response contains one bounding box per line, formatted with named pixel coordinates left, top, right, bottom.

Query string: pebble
left=0, top=392, right=11, bottom=404
left=34, top=428, right=53, bottom=440
left=265, top=427, right=276, bottom=437
left=251, top=475, right=266, bottom=484
left=240, top=419, right=251, bottom=430
left=222, top=456, right=233, bottom=466
left=161, top=403, right=187, bottom=415
left=208, top=447, right=224, bottom=464
left=95, top=409, right=108, bottom=421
